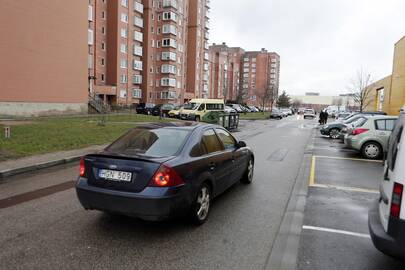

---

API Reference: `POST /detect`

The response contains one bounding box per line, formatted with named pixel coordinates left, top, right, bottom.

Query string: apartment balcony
left=133, top=45, right=143, bottom=56
left=133, top=75, right=142, bottom=84
left=204, top=30, right=209, bottom=40
left=204, top=52, right=209, bottom=61
left=162, top=0, right=178, bottom=9
left=134, top=1, right=144, bottom=14
left=204, top=20, right=209, bottom=29
left=205, top=0, right=210, bottom=8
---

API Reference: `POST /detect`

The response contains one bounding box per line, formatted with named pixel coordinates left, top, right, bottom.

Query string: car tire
left=195, top=116, right=201, bottom=122
left=361, top=141, right=383, bottom=160
left=190, top=183, right=211, bottom=225
left=241, top=158, right=254, bottom=184
left=329, top=128, right=341, bottom=139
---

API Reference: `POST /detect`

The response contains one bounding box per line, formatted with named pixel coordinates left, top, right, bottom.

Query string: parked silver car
left=344, top=115, right=398, bottom=159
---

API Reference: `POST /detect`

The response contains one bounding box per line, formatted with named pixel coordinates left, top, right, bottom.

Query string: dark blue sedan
left=76, top=122, right=254, bottom=225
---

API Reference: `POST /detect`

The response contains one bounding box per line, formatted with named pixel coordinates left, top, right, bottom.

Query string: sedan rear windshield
left=106, top=128, right=190, bottom=158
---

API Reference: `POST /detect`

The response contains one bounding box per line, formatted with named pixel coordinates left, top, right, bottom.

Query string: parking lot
left=297, top=130, right=405, bottom=269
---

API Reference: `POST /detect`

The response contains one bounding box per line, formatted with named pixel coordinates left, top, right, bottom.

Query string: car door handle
left=209, top=162, right=216, bottom=170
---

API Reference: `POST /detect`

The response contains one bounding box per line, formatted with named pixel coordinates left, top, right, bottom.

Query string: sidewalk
left=0, top=145, right=106, bottom=179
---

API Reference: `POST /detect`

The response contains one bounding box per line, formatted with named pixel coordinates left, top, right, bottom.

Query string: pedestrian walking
left=319, top=111, right=324, bottom=125
left=324, top=110, right=329, bottom=124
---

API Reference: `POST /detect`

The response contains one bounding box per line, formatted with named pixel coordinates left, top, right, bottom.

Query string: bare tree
left=258, top=86, right=277, bottom=114
left=349, top=69, right=374, bottom=112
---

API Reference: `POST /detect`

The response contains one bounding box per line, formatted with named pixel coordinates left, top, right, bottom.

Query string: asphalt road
left=0, top=116, right=314, bottom=270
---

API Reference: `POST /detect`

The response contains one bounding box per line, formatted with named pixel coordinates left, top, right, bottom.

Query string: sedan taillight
left=390, top=182, right=403, bottom=218
left=79, top=158, right=86, bottom=177
left=149, top=165, right=184, bottom=187
left=352, top=128, right=369, bottom=136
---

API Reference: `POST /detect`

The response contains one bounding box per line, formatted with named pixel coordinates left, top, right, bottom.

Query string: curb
left=0, top=156, right=82, bottom=180
left=265, top=129, right=315, bottom=270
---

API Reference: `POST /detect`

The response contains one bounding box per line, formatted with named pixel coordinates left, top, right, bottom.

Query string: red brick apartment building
left=0, top=0, right=88, bottom=116
left=0, top=0, right=209, bottom=116
left=209, top=44, right=280, bottom=106
left=89, top=0, right=210, bottom=106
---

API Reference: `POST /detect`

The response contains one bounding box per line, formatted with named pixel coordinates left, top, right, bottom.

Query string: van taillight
left=390, top=182, right=404, bottom=218
left=79, top=158, right=86, bottom=177
left=149, top=165, right=184, bottom=187
left=352, top=128, right=369, bottom=136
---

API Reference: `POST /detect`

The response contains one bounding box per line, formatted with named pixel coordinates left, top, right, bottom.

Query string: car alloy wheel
left=190, top=183, right=211, bottom=225
left=241, top=158, right=254, bottom=184
left=329, top=128, right=340, bottom=139
left=362, top=142, right=381, bottom=159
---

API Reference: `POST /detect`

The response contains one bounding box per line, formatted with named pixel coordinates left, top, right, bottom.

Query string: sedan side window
left=215, top=128, right=236, bottom=150
left=202, top=129, right=224, bottom=154
left=198, top=104, right=206, bottom=111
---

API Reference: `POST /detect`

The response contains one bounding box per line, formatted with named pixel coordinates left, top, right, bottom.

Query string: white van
left=178, top=99, right=225, bottom=122
left=369, top=107, right=405, bottom=259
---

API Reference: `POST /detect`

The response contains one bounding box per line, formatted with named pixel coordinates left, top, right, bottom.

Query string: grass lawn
left=239, top=112, right=271, bottom=120
left=0, top=114, right=176, bottom=161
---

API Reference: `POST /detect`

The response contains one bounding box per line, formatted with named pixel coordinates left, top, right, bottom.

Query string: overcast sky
left=209, top=0, right=405, bottom=96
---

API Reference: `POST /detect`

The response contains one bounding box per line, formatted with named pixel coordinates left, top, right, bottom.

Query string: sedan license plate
left=99, top=169, right=132, bottom=182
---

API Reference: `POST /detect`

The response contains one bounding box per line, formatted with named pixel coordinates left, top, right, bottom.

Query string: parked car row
left=270, top=108, right=293, bottom=119
left=320, top=112, right=398, bottom=159
left=227, top=104, right=263, bottom=113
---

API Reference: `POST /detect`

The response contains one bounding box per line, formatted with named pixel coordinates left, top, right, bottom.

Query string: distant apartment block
left=209, top=43, right=280, bottom=106
left=0, top=0, right=88, bottom=116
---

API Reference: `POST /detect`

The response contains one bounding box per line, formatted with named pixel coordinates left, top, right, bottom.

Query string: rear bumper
left=369, top=199, right=405, bottom=259
left=76, top=178, right=191, bottom=221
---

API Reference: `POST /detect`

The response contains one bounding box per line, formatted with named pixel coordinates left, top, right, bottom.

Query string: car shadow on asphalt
left=90, top=182, right=248, bottom=235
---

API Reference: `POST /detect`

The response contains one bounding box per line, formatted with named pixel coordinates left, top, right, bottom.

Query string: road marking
left=314, top=155, right=383, bottom=163
left=309, top=156, right=316, bottom=186
left=303, top=225, right=371, bottom=239
left=311, top=183, right=379, bottom=194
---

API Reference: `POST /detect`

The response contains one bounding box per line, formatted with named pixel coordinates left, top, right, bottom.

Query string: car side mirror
left=237, top=141, right=247, bottom=148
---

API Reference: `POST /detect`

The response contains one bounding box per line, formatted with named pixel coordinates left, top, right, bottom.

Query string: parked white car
left=369, top=108, right=405, bottom=259
left=303, top=109, right=316, bottom=119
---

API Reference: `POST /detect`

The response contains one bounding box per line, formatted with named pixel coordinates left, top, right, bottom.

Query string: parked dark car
left=76, top=122, right=254, bottom=225
left=136, top=103, right=155, bottom=115
left=152, top=104, right=176, bottom=117
left=320, top=114, right=369, bottom=139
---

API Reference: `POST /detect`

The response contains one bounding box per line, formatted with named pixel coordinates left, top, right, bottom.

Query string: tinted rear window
left=106, top=128, right=190, bottom=157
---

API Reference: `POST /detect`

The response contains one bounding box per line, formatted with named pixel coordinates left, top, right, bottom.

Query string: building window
left=133, top=45, right=143, bottom=56
left=133, top=75, right=142, bottom=84
left=120, top=74, right=128, bottom=83
left=120, top=44, right=127, bottom=53
left=161, top=64, right=177, bottom=74
left=162, top=24, right=177, bottom=35
left=162, top=38, right=177, bottom=48
left=134, top=1, right=144, bottom=13
left=120, top=59, right=127, bottom=69
left=162, top=11, right=177, bottom=22
left=101, top=74, right=105, bottom=81
left=88, top=29, right=94, bottom=45
left=121, top=28, right=128, bottom=38
left=134, top=16, right=143, bottom=28
left=151, top=26, right=154, bottom=33
left=121, top=0, right=128, bottom=7
left=133, top=60, right=143, bottom=70
left=133, top=89, right=142, bottom=98
left=101, top=42, right=105, bottom=50
left=161, top=78, right=176, bottom=87
left=102, top=27, right=105, bottom=34
left=101, top=11, right=106, bottom=19
left=134, top=31, right=143, bottom=41
left=161, top=91, right=176, bottom=100
left=121, top=13, right=128, bottom=23
left=101, top=58, right=105, bottom=66
left=161, top=51, right=177, bottom=61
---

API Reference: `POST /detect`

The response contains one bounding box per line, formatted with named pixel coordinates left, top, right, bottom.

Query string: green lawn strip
left=239, top=112, right=271, bottom=120
left=0, top=114, right=178, bottom=160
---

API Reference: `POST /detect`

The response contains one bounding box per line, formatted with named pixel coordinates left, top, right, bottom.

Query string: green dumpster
left=202, top=112, right=239, bottom=130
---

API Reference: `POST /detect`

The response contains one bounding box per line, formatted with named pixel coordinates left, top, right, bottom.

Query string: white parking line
left=311, top=183, right=379, bottom=194
left=303, top=225, right=371, bottom=239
